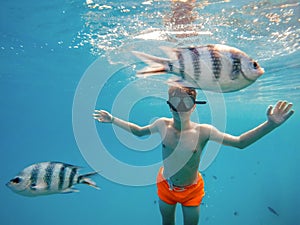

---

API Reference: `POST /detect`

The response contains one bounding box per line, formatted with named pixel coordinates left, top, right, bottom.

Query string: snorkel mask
left=167, top=95, right=206, bottom=112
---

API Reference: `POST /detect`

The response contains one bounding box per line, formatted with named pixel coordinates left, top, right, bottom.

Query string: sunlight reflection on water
left=75, top=0, right=300, bottom=103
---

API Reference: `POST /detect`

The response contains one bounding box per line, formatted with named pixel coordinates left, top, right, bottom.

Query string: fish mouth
left=5, top=182, right=14, bottom=188
left=258, top=67, right=265, bottom=76
left=6, top=181, right=28, bottom=193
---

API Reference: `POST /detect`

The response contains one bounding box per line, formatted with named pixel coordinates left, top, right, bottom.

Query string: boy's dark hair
left=168, top=86, right=197, bottom=100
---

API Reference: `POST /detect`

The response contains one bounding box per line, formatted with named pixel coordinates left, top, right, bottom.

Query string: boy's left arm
left=209, top=101, right=294, bottom=149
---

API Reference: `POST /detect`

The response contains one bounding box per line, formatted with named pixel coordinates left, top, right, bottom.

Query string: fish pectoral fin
left=230, top=70, right=240, bottom=80
left=30, top=183, right=48, bottom=191
left=60, top=188, right=79, bottom=194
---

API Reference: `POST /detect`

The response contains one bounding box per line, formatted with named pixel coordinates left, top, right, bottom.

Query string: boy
left=93, top=86, right=294, bottom=225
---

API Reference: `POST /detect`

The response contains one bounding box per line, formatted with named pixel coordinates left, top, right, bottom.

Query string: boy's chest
left=162, top=127, right=200, bottom=152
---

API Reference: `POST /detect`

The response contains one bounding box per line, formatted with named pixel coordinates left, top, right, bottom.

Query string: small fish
left=132, top=44, right=264, bottom=93
left=6, top=162, right=100, bottom=197
left=267, top=206, right=279, bottom=216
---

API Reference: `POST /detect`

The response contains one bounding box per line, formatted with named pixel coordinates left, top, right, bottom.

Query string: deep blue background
left=1, top=0, right=299, bottom=225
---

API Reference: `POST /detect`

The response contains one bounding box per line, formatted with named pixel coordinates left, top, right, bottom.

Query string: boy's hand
left=93, top=110, right=114, bottom=123
left=267, top=101, right=294, bottom=127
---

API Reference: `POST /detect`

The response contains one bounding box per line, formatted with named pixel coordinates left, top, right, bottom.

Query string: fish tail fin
left=78, top=172, right=100, bottom=190
left=159, top=46, right=179, bottom=60
left=132, top=51, right=171, bottom=77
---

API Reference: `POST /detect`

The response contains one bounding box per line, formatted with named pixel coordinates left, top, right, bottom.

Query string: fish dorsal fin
left=159, top=46, right=179, bottom=60
left=62, top=162, right=82, bottom=169
left=69, top=165, right=82, bottom=170
left=52, top=162, right=82, bottom=170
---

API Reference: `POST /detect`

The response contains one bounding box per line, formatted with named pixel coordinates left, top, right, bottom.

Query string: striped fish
left=132, top=44, right=264, bottom=93
left=6, top=162, right=99, bottom=197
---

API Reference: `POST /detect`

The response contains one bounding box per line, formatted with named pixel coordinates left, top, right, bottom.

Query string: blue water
left=1, top=0, right=299, bottom=224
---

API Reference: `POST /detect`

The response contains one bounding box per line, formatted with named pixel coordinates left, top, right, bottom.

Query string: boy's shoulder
left=198, top=123, right=214, bottom=129
left=196, top=123, right=216, bottom=135
left=155, top=117, right=172, bottom=122
left=151, top=117, right=172, bottom=128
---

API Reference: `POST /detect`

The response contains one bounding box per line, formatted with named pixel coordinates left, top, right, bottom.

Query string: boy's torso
left=159, top=118, right=209, bottom=186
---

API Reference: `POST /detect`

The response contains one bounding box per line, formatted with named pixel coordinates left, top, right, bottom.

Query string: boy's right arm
left=93, top=110, right=161, bottom=137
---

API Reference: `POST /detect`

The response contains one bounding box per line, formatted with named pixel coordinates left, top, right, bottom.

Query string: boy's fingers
left=284, top=110, right=294, bottom=121
left=267, top=105, right=273, bottom=116
left=283, top=103, right=293, bottom=114
left=273, top=101, right=283, bottom=112
left=278, top=101, right=287, bottom=110
left=276, top=100, right=283, bottom=107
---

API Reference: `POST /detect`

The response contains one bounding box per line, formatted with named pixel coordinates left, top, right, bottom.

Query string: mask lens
left=168, top=97, right=181, bottom=108
left=168, top=96, right=195, bottom=112
left=182, top=97, right=194, bottom=110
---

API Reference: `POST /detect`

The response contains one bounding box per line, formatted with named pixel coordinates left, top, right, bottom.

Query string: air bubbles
left=142, top=1, right=153, bottom=6
left=74, top=0, right=299, bottom=62
left=86, top=0, right=93, bottom=5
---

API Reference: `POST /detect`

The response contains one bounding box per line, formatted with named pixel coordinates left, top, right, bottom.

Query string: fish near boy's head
left=238, top=52, right=264, bottom=81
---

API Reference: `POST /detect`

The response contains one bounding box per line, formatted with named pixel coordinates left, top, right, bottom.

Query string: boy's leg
left=159, top=199, right=176, bottom=225
left=182, top=205, right=200, bottom=225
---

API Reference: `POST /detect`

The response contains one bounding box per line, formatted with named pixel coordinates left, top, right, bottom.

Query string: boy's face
left=167, top=92, right=195, bottom=113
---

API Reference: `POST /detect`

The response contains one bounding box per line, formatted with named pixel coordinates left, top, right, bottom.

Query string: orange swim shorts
left=156, top=167, right=205, bottom=207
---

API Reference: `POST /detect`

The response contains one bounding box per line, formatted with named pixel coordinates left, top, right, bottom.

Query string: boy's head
left=168, top=86, right=197, bottom=100
left=167, top=86, right=205, bottom=112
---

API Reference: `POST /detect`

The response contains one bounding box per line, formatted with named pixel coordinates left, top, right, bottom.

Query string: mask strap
left=195, top=100, right=207, bottom=104
left=166, top=101, right=178, bottom=112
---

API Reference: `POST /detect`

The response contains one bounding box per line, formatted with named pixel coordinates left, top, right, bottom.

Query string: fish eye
left=252, top=61, right=258, bottom=69
left=11, top=177, right=22, bottom=184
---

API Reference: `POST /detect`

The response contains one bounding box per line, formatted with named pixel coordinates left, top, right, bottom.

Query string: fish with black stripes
left=132, top=44, right=264, bottom=93
left=6, top=162, right=100, bottom=197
